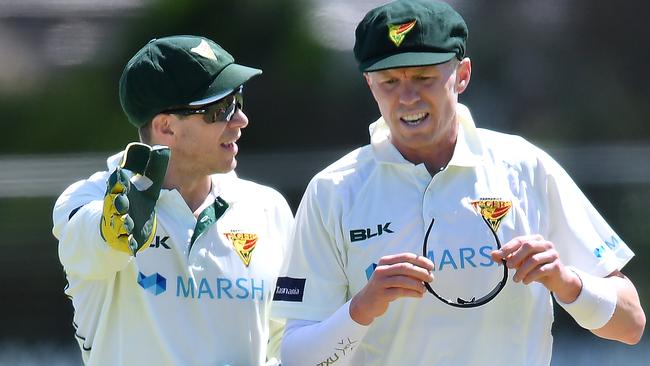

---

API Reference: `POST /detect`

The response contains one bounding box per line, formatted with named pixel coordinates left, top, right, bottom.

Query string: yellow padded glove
left=100, top=142, right=170, bottom=256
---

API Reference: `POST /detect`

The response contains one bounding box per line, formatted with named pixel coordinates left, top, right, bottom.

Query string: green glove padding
left=100, top=142, right=170, bottom=256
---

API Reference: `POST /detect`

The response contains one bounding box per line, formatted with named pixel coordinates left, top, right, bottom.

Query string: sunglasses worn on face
left=163, top=86, right=244, bottom=123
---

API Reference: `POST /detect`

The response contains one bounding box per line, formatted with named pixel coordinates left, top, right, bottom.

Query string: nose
left=227, top=108, right=248, bottom=129
left=398, top=83, right=419, bottom=106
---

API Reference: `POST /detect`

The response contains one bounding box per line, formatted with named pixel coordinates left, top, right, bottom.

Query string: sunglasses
left=422, top=216, right=508, bottom=308
left=163, top=86, right=244, bottom=123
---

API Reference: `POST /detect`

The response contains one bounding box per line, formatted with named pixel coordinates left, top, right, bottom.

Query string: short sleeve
left=538, top=148, right=634, bottom=277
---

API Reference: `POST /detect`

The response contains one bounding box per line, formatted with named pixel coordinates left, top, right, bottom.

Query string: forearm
left=590, top=273, right=645, bottom=344
left=555, top=268, right=645, bottom=345
left=58, top=201, right=132, bottom=279
left=281, top=301, right=369, bottom=366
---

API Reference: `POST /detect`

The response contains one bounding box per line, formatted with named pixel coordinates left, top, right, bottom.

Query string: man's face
left=166, top=107, right=249, bottom=176
left=365, top=59, right=470, bottom=160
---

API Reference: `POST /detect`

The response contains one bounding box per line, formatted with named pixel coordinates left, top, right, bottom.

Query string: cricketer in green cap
left=119, top=35, right=262, bottom=128
left=276, top=0, right=645, bottom=364
left=354, top=0, right=467, bottom=72
left=53, top=33, right=294, bottom=365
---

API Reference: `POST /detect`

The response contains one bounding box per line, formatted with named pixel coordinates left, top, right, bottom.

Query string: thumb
left=490, top=249, right=504, bottom=263
left=120, top=142, right=152, bottom=174
left=143, top=146, right=170, bottom=197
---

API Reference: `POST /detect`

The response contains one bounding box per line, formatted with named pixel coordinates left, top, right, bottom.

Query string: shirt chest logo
left=349, top=222, right=394, bottom=242
left=149, top=235, right=171, bottom=249
left=470, top=198, right=512, bottom=232
left=224, top=232, right=258, bottom=266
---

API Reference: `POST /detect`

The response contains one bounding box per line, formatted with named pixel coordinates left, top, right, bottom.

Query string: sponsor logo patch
left=273, top=277, right=306, bottom=302
left=138, top=272, right=167, bottom=295
left=225, top=232, right=258, bottom=266
left=350, top=222, right=394, bottom=242
left=149, top=235, right=171, bottom=249
left=176, top=276, right=265, bottom=300
left=388, top=20, right=417, bottom=47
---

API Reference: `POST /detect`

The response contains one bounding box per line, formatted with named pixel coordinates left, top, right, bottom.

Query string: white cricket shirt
left=53, top=152, right=294, bottom=366
left=273, top=104, right=634, bottom=365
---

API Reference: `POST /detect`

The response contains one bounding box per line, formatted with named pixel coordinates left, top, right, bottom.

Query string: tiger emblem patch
left=224, top=232, right=258, bottom=266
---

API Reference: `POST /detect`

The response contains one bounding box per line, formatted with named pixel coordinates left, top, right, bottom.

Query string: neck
left=397, top=119, right=459, bottom=175
left=163, top=167, right=212, bottom=213
left=422, top=145, right=454, bottom=175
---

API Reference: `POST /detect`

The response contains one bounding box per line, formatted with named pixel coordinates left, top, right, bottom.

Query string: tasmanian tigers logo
left=224, top=232, right=258, bottom=266
left=388, top=20, right=417, bottom=47
left=470, top=198, right=512, bottom=232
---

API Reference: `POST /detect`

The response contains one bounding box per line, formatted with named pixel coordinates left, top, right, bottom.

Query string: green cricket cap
left=354, top=0, right=468, bottom=72
left=119, top=35, right=262, bottom=128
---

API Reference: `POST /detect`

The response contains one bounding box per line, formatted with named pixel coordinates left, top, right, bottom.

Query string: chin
left=213, top=159, right=237, bottom=174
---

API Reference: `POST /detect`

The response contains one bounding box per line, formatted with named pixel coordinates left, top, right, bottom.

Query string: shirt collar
left=369, top=103, right=484, bottom=167
left=209, top=171, right=241, bottom=203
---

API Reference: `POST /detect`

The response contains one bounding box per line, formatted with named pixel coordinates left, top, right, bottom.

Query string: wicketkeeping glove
left=100, top=142, right=170, bottom=256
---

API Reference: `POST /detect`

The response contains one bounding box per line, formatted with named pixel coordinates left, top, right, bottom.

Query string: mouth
left=400, top=112, right=429, bottom=126
left=220, top=140, right=238, bottom=153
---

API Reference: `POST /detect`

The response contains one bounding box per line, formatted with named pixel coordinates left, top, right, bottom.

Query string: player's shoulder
left=478, top=128, right=534, bottom=150
left=476, top=128, right=568, bottom=182
left=477, top=128, right=547, bottom=165
left=216, top=172, right=291, bottom=209
left=309, top=144, right=376, bottom=189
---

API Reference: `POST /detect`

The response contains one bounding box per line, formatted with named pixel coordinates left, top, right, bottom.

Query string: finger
left=107, top=169, right=130, bottom=195
left=122, top=215, right=134, bottom=235
left=113, top=194, right=129, bottom=215
left=384, top=287, right=427, bottom=301
left=143, top=146, right=170, bottom=194
left=378, top=275, right=429, bottom=293
left=375, top=262, right=434, bottom=283
left=128, top=236, right=139, bottom=256
left=490, top=250, right=505, bottom=264
left=492, top=236, right=527, bottom=260
left=515, top=251, right=559, bottom=284
left=378, top=253, right=434, bottom=272
left=112, top=214, right=133, bottom=237
left=120, top=143, right=151, bottom=173
left=492, top=235, right=542, bottom=265
left=506, top=238, right=552, bottom=270
left=378, top=252, right=419, bottom=265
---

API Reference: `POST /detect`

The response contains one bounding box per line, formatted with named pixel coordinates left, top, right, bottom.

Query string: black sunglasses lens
left=219, top=101, right=237, bottom=122
left=209, top=92, right=244, bottom=123
left=235, top=92, right=243, bottom=110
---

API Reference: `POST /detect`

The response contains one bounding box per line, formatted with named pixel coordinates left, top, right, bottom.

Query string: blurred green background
left=1, top=0, right=648, bottom=364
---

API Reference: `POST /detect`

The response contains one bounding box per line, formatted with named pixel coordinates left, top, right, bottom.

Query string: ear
left=364, top=72, right=379, bottom=100
left=150, top=113, right=175, bottom=145
left=455, top=58, right=471, bottom=94
left=363, top=72, right=372, bottom=86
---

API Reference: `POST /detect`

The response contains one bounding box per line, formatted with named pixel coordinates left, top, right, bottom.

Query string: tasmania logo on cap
left=388, top=20, right=417, bottom=47
left=225, top=232, right=258, bottom=266
left=470, top=198, right=512, bottom=232
left=191, top=39, right=218, bottom=61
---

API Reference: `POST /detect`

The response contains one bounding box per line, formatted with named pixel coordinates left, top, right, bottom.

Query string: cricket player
left=273, top=1, right=645, bottom=365
left=52, top=35, right=293, bottom=365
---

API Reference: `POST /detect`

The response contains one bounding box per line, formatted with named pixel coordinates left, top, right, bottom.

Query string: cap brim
left=360, top=52, right=457, bottom=72
left=189, top=63, right=262, bottom=106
